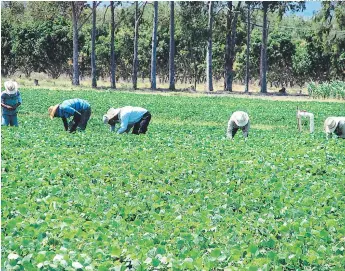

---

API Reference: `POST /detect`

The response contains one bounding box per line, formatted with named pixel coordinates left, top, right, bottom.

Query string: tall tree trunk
left=228, top=2, right=241, bottom=91
left=206, top=1, right=213, bottom=91
left=132, top=2, right=139, bottom=90
left=260, top=2, right=268, bottom=93
left=110, top=1, right=116, bottom=89
left=150, top=1, right=158, bottom=90
left=72, top=2, right=80, bottom=86
left=224, top=1, right=232, bottom=91
left=194, top=60, right=197, bottom=91
left=245, top=2, right=250, bottom=93
left=91, top=1, right=97, bottom=88
left=169, top=1, right=175, bottom=91
left=131, top=2, right=146, bottom=90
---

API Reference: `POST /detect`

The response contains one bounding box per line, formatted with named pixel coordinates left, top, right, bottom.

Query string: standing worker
left=324, top=117, right=345, bottom=139
left=1, top=80, right=22, bottom=127
left=48, top=98, right=91, bottom=133
left=227, top=111, right=250, bottom=140
left=103, top=106, right=151, bottom=134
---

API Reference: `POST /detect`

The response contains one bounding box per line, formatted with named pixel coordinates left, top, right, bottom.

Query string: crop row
left=2, top=89, right=345, bottom=270
left=308, top=81, right=345, bottom=100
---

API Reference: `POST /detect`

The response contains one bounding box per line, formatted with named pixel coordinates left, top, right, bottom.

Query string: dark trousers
left=232, top=128, right=239, bottom=138
left=232, top=127, right=248, bottom=138
left=132, top=111, right=151, bottom=134
left=78, top=108, right=92, bottom=130
left=2, top=114, right=18, bottom=127
left=68, top=108, right=92, bottom=131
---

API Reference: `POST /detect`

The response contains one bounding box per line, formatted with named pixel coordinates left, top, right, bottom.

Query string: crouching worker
left=103, top=106, right=151, bottom=134
left=1, top=80, right=22, bottom=127
left=48, top=98, right=91, bottom=133
left=324, top=117, right=345, bottom=139
left=227, top=111, right=250, bottom=140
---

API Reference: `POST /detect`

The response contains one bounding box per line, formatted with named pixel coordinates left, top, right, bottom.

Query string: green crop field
left=2, top=88, right=345, bottom=270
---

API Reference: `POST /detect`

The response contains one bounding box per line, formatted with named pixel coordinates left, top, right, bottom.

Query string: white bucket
left=297, top=111, right=314, bottom=133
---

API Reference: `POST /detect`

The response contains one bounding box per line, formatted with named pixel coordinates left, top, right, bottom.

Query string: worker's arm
left=242, top=121, right=250, bottom=138
left=117, top=113, right=130, bottom=134
left=62, top=117, right=69, bottom=131
left=69, top=112, right=82, bottom=133
left=227, top=119, right=235, bottom=139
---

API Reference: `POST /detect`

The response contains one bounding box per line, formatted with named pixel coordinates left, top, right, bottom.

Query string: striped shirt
left=57, top=98, right=90, bottom=118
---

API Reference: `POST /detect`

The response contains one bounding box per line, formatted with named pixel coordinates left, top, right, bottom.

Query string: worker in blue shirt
left=48, top=98, right=91, bottom=133
left=103, top=106, right=151, bottom=134
left=1, top=80, right=22, bottom=127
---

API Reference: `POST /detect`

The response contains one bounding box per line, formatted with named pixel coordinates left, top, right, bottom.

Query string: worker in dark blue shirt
left=48, top=98, right=91, bottom=133
left=1, top=80, right=22, bottom=127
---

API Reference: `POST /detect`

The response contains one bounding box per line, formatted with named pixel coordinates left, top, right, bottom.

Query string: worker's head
left=325, top=117, right=338, bottom=134
left=231, top=111, right=249, bottom=127
left=103, top=108, right=120, bottom=124
left=4, top=80, right=18, bottom=95
left=48, top=104, right=59, bottom=119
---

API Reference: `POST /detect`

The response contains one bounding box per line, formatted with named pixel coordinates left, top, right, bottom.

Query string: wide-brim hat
left=103, top=107, right=120, bottom=124
left=48, top=104, right=59, bottom=120
left=324, top=117, right=339, bottom=133
left=4, top=80, right=18, bottom=94
left=231, top=111, right=249, bottom=127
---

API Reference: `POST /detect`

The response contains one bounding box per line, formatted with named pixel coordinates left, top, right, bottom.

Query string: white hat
left=324, top=117, right=339, bottom=133
left=4, top=80, right=18, bottom=94
left=103, top=108, right=120, bottom=124
left=231, top=111, right=249, bottom=127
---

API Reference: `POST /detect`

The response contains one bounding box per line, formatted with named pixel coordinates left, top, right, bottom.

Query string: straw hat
left=103, top=107, right=120, bottom=124
left=4, top=80, right=18, bottom=94
left=231, top=111, right=249, bottom=127
left=48, top=104, right=59, bottom=120
left=324, top=117, right=339, bottom=133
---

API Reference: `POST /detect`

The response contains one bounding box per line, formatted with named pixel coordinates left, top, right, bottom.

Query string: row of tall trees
left=1, top=1, right=345, bottom=92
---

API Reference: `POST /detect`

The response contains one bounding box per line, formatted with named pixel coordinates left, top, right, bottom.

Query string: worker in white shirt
left=103, top=106, right=151, bottom=134
left=227, top=111, right=250, bottom=140
left=324, top=117, right=345, bottom=139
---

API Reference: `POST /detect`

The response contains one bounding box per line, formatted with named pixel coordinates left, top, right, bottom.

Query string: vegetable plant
left=2, top=88, right=345, bottom=270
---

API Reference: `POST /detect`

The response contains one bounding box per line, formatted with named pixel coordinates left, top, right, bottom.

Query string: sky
left=89, top=1, right=323, bottom=18
left=294, top=1, right=322, bottom=18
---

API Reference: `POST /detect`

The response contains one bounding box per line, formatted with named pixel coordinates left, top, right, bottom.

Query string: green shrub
left=308, top=81, right=345, bottom=99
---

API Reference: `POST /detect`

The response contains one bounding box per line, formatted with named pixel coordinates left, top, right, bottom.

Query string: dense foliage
left=308, top=81, right=345, bottom=100
left=2, top=89, right=345, bottom=270
left=1, top=1, right=345, bottom=87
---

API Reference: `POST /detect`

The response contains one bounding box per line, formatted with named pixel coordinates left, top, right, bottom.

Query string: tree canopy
left=1, top=1, right=344, bottom=89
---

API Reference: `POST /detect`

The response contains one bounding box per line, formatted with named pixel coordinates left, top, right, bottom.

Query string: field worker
left=1, top=80, right=22, bottom=127
left=227, top=111, right=250, bottom=140
left=324, top=117, right=345, bottom=139
left=48, top=98, right=91, bottom=133
left=103, top=106, right=151, bottom=134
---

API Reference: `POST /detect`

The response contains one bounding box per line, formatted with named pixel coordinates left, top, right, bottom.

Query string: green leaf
left=152, top=258, right=160, bottom=267
left=210, top=248, right=221, bottom=258
left=110, top=246, right=121, bottom=258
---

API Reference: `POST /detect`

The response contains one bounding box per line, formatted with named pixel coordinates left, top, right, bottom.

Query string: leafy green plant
left=2, top=88, right=345, bottom=270
left=308, top=81, right=345, bottom=100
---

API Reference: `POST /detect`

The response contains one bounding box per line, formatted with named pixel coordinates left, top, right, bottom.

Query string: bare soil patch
left=107, top=87, right=345, bottom=103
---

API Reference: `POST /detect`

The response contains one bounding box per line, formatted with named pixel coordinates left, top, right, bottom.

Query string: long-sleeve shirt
left=56, top=98, right=90, bottom=119
left=115, top=106, right=148, bottom=134
left=227, top=119, right=250, bottom=138
left=1, top=91, right=22, bottom=115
